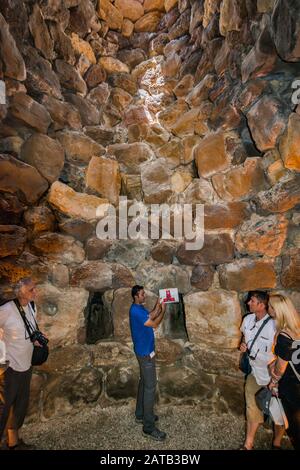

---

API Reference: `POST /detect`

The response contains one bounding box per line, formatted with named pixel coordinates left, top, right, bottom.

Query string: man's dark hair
left=250, top=290, right=269, bottom=308
left=131, top=285, right=144, bottom=300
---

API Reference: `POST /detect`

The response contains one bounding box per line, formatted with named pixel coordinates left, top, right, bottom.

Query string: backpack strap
left=248, top=316, right=272, bottom=355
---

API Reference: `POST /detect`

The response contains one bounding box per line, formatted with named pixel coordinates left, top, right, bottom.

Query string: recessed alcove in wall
left=85, top=292, right=113, bottom=344
left=163, top=293, right=189, bottom=341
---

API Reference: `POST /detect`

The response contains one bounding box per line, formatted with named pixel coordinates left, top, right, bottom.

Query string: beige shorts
left=245, top=373, right=264, bottom=424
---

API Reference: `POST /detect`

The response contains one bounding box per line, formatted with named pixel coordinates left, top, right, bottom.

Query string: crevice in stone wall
left=164, top=293, right=189, bottom=341
left=85, top=291, right=114, bottom=344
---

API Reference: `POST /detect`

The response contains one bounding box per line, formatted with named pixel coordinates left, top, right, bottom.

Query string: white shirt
left=240, top=313, right=276, bottom=386
left=0, top=300, right=35, bottom=372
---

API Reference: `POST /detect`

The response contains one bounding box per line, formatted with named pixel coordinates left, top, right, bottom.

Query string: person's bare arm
left=149, top=298, right=162, bottom=320
left=268, top=357, right=289, bottom=390
left=145, top=302, right=166, bottom=329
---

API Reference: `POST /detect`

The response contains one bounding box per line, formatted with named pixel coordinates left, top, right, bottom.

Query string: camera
left=30, top=330, right=49, bottom=346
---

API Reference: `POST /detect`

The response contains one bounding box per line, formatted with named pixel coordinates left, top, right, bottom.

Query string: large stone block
left=247, top=96, right=288, bottom=152
left=236, top=214, right=288, bottom=257
left=9, top=93, right=51, bottom=134
left=134, top=11, right=163, bottom=32
left=219, top=0, right=246, bottom=36
left=70, top=261, right=113, bottom=292
left=64, top=93, right=101, bottom=127
left=20, top=134, right=64, bottom=184
left=56, top=130, right=104, bottom=164
left=177, top=233, right=234, bottom=266
left=23, top=45, right=62, bottom=99
left=184, top=290, right=242, bottom=348
left=106, top=365, right=139, bottom=400
left=41, top=96, right=81, bottom=131
left=0, top=225, right=26, bottom=258
left=107, top=142, right=153, bottom=174
left=190, top=265, right=215, bottom=290
left=48, top=181, right=109, bottom=221
left=279, top=113, right=300, bottom=171
left=281, top=249, right=300, bottom=290
left=218, top=259, right=277, bottom=291
left=158, top=365, right=214, bottom=400
left=136, top=262, right=191, bottom=294
left=99, top=57, right=129, bottom=74
left=0, top=13, right=26, bottom=81
left=31, top=233, right=85, bottom=265
left=86, top=156, right=121, bottom=206
left=98, top=0, right=123, bottom=30
left=255, top=175, right=300, bottom=213
left=0, top=154, right=48, bottom=204
left=42, top=367, right=103, bottom=419
left=23, top=206, right=55, bottom=237
left=212, top=158, right=266, bottom=201
left=36, top=284, right=89, bottom=348
left=194, top=132, right=233, bottom=178
left=41, top=345, right=91, bottom=374
left=205, top=202, right=250, bottom=230
left=141, top=158, right=173, bottom=203
left=272, top=0, right=300, bottom=62
left=241, top=23, right=277, bottom=83
left=55, top=59, right=87, bottom=96
left=28, top=4, right=54, bottom=60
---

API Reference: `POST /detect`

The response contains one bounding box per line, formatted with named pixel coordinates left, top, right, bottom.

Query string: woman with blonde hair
left=268, top=293, right=300, bottom=450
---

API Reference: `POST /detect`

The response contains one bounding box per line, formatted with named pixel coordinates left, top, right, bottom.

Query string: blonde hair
left=269, top=293, right=300, bottom=337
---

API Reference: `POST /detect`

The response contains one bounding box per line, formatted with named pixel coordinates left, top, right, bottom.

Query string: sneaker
left=135, top=414, right=159, bottom=424
left=143, top=427, right=166, bottom=441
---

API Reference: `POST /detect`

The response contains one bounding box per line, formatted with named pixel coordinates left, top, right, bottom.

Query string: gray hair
left=14, top=277, right=33, bottom=295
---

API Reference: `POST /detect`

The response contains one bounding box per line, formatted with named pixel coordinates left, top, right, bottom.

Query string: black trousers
left=135, top=355, right=157, bottom=433
left=0, top=366, right=32, bottom=441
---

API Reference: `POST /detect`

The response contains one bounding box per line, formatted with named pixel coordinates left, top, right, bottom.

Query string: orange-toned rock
left=141, top=158, right=172, bottom=203
left=122, top=19, right=134, bottom=38
left=23, top=206, right=55, bottom=237
left=0, top=154, right=48, bottom=204
left=56, top=130, right=104, bottom=164
left=236, top=214, right=288, bottom=257
left=205, top=202, right=250, bottom=230
left=86, top=156, right=121, bottom=205
left=97, top=0, right=123, bottom=30
left=115, top=0, right=144, bottom=22
left=134, top=11, right=163, bottom=32
left=70, top=261, right=113, bottom=292
left=0, top=225, right=26, bottom=258
left=110, top=87, right=133, bottom=112
left=48, top=181, right=109, bottom=221
left=281, top=249, right=300, bottom=289
left=31, top=233, right=85, bottom=265
left=219, top=259, right=277, bottom=291
left=0, top=13, right=26, bottom=81
left=145, top=0, right=165, bottom=12
left=70, top=33, right=96, bottom=64
left=107, top=142, right=153, bottom=174
left=279, top=113, right=300, bottom=171
left=255, top=175, right=300, bottom=213
left=157, top=100, right=189, bottom=131
left=177, top=233, right=234, bottom=266
left=98, top=56, right=129, bottom=74
left=219, top=0, right=246, bottom=36
left=171, top=107, right=209, bottom=137
left=165, top=0, right=178, bottom=12
left=174, top=74, right=194, bottom=97
left=20, top=133, right=64, bottom=184
left=184, top=290, right=242, bottom=348
left=247, top=96, right=288, bottom=151
left=194, top=132, right=232, bottom=178
left=9, top=92, right=51, bottom=134
left=212, top=158, right=266, bottom=201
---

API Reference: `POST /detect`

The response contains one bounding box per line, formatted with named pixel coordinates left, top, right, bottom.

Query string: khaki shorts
left=245, top=373, right=264, bottom=424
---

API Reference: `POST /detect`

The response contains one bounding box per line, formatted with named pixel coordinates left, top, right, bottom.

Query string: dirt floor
left=21, top=403, right=292, bottom=450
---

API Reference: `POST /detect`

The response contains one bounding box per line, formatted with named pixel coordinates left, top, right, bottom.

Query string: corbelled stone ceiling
left=0, top=0, right=300, bottom=420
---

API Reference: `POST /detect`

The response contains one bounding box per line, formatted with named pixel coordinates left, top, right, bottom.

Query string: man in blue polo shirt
left=129, top=285, right=166, bottom=441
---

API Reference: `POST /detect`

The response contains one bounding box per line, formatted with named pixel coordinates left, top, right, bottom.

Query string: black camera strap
left=248, top=315, right=272, bottom=356
left=13, top=299, right=39, bottom=341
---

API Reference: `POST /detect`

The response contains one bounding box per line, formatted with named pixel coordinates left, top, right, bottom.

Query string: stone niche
left=1, top=0, right=300, bottom=421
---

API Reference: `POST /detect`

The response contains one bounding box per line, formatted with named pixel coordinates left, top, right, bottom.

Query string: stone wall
left=0, top=0, right=300, bottom=421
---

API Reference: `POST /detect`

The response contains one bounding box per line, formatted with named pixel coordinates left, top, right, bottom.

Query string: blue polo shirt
left=129, top=303, right=155, bottom=356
